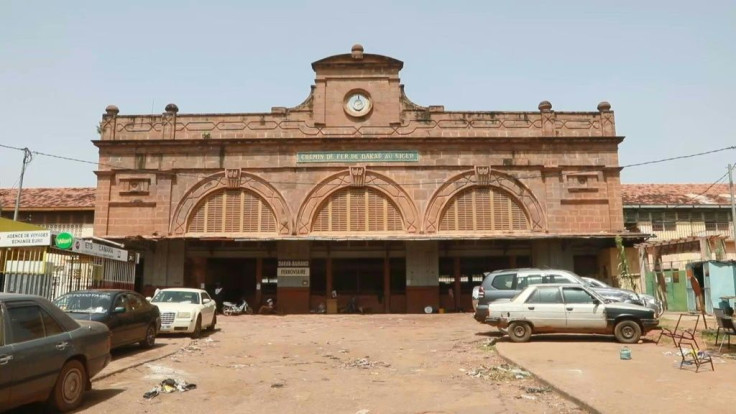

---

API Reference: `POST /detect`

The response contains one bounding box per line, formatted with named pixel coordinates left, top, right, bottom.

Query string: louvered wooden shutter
left=206, top=192, right=224, bottom=232
left=187, top=189, right=277, bottom=234
left=439, top=188, right=529, bottom=232
left=312, top=188, right=403, bottom=232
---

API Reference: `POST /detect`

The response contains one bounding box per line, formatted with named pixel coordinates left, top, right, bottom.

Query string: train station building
left=92, top=45, right=634, bottom=313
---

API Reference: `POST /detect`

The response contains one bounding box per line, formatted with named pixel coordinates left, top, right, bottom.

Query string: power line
left=680, top=170, right=730, bottom=206
left=2, top=142, right=736, bottom=187
left=620, top=146, right=736, bottom=169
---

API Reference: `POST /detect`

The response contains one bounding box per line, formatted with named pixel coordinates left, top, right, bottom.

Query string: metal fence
left=1, top=246, right=136, bottom=300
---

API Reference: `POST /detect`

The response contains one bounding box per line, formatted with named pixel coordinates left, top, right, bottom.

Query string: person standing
left=214, top=283, right=225, bottom=314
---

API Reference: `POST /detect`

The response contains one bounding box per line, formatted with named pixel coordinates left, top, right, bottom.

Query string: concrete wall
left=405, top=240, right=439, bottom=313
left=143, top=239, right=185, bottom=287
left=531, top=240, right=573, bottom=270
left=405, top=241, right=439, bottom=287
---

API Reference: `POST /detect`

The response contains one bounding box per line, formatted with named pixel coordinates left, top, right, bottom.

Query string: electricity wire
left=1, top=142, right=736, bottom=187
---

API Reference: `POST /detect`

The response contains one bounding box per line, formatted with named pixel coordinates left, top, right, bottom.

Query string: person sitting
left=258, top=298, right=277, bottom=315
left=343, top=296, right=363, bottom=314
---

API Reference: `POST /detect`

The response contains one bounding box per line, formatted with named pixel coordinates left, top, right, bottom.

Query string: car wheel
left=614, top=320, right=641, bottom=344
left=508, top=321, right=532, bottom=343
left=223, top=307, right=233, bottom=316
left=140, top=323, right=157, bottom=348
left=191, top=315, right=202, bottom=339
left=48, top=359, right=87, bottom=412
left=208, top=313, right=217, bottom=331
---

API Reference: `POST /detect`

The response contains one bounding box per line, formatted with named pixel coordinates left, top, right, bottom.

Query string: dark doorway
left=332, top=258, right=384, bottom=295
left=459, top=256, right=511, bottom=294
left=207, top=258, right=258, bottom=306
left=574, top=255, right=598, bottom=277
left=134, top=257, right=144, bottom=293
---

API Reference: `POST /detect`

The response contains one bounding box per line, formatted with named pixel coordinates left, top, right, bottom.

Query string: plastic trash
left=620, top=346, right=631, bottom=360
left=142, top=378, right=197, bottom=399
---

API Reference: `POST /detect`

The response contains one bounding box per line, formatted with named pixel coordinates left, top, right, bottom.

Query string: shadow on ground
left=491, top=333, right=659, bottom=344
left=6, top=388, right=125, bottom=414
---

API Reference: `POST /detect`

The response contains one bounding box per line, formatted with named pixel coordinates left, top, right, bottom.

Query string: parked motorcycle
left=222, top=298, right=253, bottom=315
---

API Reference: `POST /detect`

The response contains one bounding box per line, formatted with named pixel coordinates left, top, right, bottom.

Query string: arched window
left=312, top=188, right=403, bottom=232
left=439, top=187, right=528, bottom=231
left=188, top=189, right=276, bottom=233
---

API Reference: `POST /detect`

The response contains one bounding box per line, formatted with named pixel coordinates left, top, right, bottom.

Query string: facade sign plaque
left=71, top=239, right=129, bottom=262
left=277, top=267, right=310, bottom=277
left=297, top=151, right=419, bottom=163
left=278, top=260, right=309, bottom=267
left=0, top=231, right=51, bottom=247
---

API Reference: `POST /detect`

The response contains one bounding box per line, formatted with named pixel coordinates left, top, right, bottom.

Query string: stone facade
left=93, top=45, right=629, bottom=313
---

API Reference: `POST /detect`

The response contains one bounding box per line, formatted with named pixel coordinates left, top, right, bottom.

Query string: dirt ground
left=71, top=313, right=583, bottom=414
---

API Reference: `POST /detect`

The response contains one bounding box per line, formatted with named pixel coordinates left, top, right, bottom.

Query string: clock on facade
left=344, top=92, right=372, bottom=118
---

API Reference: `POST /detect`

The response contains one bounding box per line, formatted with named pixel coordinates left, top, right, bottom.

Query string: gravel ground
left=62, top=314, right=584, bottom=414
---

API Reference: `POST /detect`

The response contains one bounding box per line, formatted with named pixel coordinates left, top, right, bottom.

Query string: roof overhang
left=624, top=204, right=732, bottom=209
left=105, top=232, right=650, bottom=243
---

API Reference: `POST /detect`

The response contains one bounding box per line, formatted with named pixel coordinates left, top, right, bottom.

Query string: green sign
left=55, top=232, right=74, bottom=249
left=297, top=151, right=419, bottom=163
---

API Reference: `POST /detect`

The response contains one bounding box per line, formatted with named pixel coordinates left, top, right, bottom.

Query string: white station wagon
left=487, top=284, right=659, bottom=344
left=149, top=288, right=216, bottom=338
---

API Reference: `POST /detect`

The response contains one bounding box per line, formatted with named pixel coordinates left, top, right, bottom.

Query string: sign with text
left=278, top=260, right=309, bottom=267
left=0, top=230, right=51, bottom=247
left=54, top=232, right=74, bottom=249
left=277, top=267, right=310, bottom=277
left=297, top=151, right=419, bottom=163
left=71, top=239, right=129, bottom=262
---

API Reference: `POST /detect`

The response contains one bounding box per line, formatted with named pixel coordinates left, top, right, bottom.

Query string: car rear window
left=517, top=274, right=543, bottom=290
left=490, top=274, right=515, bottom=290
left=7, top=305, right=64, bottom=344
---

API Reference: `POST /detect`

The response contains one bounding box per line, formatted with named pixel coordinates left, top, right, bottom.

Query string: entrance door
left=207, top=258, right=258, bottom=308
left=332, top=258, right=384, bottom=311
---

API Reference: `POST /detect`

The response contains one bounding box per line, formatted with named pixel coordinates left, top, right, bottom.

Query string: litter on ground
left=143, top=378, right=197, bottom=399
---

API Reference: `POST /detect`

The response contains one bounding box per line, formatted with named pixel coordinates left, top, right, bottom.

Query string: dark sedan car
left=53, top=290, right=161, bottom=350
left=0, top=293, right=111, bottom=413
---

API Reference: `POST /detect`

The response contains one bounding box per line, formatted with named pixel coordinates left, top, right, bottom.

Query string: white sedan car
left=487, top=283, right=659, bottom=343
left=149, top=288, right=216, bottom=338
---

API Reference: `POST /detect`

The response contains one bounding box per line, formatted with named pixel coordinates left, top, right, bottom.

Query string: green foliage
left=616, top=235, right=638, bottom=292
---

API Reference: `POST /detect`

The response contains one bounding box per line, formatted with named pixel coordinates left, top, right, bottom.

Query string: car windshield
left=152, top=291, right=200, bottom=304
left=53, top=292, right=112, bottom=314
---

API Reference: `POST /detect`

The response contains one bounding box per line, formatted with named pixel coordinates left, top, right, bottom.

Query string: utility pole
left=13, top=148, right=32, bottom=221
left=729, top=164, right=736, bottom=246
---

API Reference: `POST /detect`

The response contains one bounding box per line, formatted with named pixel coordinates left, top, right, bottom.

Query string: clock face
left=344, top=92, right=372, bottom=117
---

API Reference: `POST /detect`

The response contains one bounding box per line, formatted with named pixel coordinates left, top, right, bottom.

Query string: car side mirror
left=203, top=298, right=212, bottom=304
left=113, top=306, right=126, bottom=313
left=593, top=299, right=601, bottom=305
left=145, top=297, right=152, bottom=302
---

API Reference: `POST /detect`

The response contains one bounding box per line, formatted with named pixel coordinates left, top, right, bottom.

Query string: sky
left=1, top=1, right=735, bottom=189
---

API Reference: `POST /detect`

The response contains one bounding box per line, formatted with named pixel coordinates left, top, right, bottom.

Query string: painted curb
left=495, top=344, right=602, bottom=414
left=92, top=340, right=194, bottom=383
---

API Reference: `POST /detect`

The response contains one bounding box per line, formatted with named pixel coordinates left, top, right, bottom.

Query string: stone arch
left=170, top=169, right=292, bottom=235
left=424, top=167, right=545, bottom=233
left=295, top=167, right=419, bottom=235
